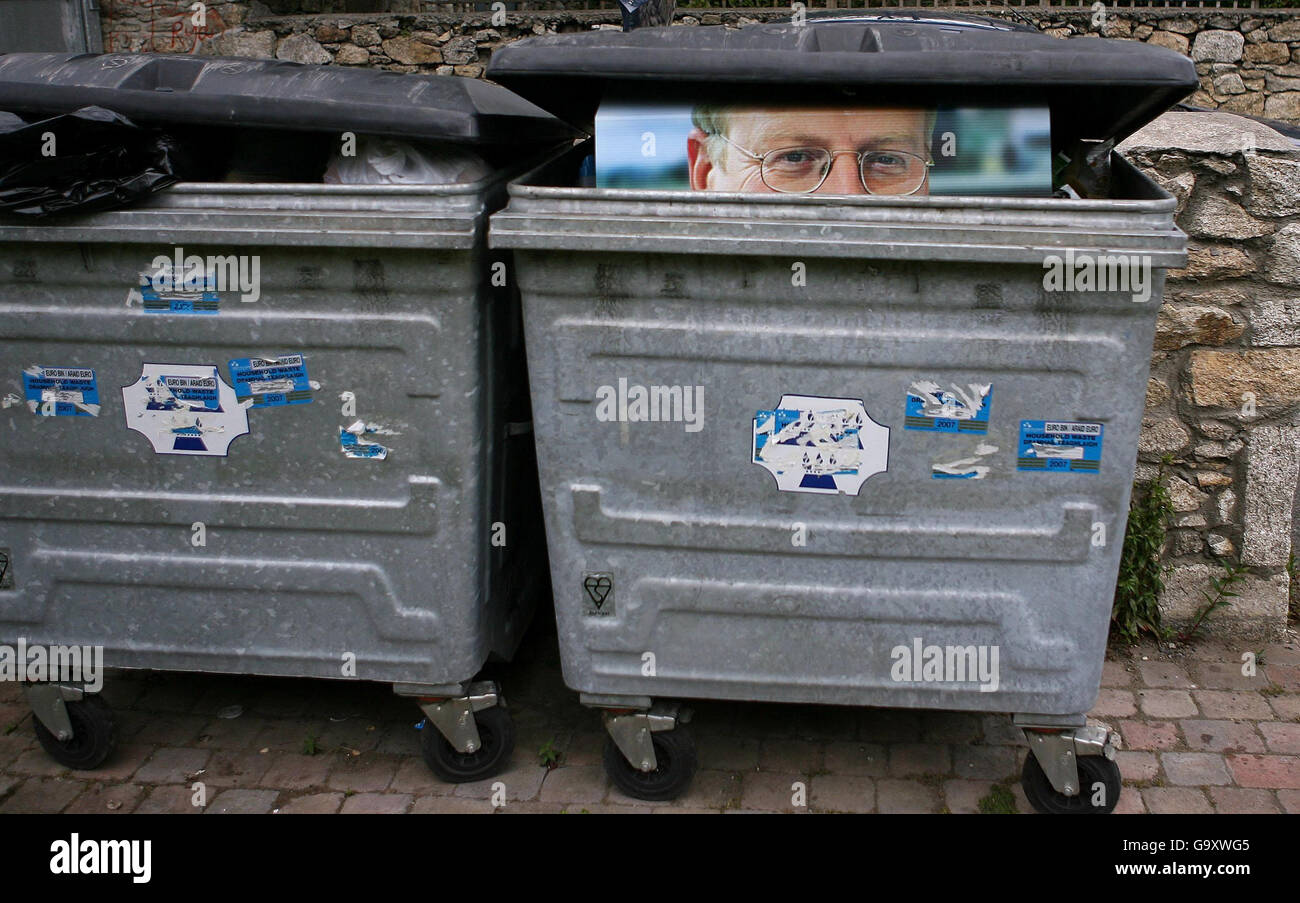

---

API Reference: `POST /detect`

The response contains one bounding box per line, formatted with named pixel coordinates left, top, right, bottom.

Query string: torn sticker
left=139, top=268, right=219, bottom=315
left=228, top=354, right=314, bottom=408
left=752, top=395, right=889, bottom=495
left=21, top=365, right=100, bottom=417
left=122, top=363, right=249, bottom=456
left=905, top=380, right=991, bottom=433
left=932, top=442, right=1000, bottom=480
left=1017, top=420, right=1103, bottom=474
left=344, top=419, right=399, bottom=437
left=340, top=421, right=390, bottom=460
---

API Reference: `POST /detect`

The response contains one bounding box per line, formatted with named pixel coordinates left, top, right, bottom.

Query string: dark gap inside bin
left=100, top=123, right=528, bottom=186
left=502, top=76, right=1190, bottom=200
left=527, top=136, right=1165, bottom=204
left=0, top=52, right=581, bottom=214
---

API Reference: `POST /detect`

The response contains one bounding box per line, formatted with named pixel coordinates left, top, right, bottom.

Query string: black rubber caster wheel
left=420, top=704, right=515, bottom=783
left=1021, top=752, right=1121, bottom=814
left=33, top=695, right=117, bottom=771
left=603, top=726, right=697, bottom=802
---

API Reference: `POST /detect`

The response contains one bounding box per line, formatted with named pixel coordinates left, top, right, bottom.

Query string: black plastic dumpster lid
left=0, top=52, right=580, bottom=146
left=485, top=13, right=1197, bottom=149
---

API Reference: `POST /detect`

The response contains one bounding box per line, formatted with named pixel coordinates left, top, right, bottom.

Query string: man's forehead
left=729, top=106, right=930, bottom=141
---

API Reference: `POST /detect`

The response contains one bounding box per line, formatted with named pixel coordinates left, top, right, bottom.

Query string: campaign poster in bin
left=595, top=100, right=1051, bottom=197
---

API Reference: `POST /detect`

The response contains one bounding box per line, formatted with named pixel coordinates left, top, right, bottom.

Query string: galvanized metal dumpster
left=488, top=14, right=1196, bottom=809
left=0, top=53, right=572, bottom=782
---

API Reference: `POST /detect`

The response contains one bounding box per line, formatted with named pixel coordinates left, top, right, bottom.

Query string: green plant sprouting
left=1177, top=559, right=1249, bottom=643
left=1111, top=461, right=1174, bottom=643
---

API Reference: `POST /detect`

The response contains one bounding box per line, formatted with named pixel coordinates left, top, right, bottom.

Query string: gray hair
left=693, top=103, right=939, bottom=171
left=692, top=103, right=735, bottom=167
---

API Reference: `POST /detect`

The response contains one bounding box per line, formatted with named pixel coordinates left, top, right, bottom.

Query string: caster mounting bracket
left=25, top=682, right=87, bottom=743
left=602, top=702, right=680, bottom=773
left=417, top=681, right=501, bottom=755
left=1023, top=723, right=1116, bottom=798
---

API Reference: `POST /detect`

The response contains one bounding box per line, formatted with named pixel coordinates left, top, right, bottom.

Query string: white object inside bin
left=324, top=137, right=491, bottom=185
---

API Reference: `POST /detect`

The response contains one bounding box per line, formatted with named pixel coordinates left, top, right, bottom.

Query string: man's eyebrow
left=859, top=134, right=927, bottom=150
left=748, top=130, right=929, bottom=150
left=749, top=132, right=827, bottom=147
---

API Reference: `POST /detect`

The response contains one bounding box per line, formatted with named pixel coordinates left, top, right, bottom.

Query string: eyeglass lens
left=761, top=147, right=927, bottom=194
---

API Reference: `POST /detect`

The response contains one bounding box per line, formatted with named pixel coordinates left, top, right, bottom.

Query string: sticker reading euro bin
left=139, top=269, right=219, bottom=315
left=752, top=395, right=889, bottom=495
left=905, top=380, right=991, bottom=434
left=228, top=354, right=313, bottom=408
left=122, top=364, right=249, bottom=456
left=1017, top=420, right=1103, bottom=474
left=21, top=365, right=100, bottom=416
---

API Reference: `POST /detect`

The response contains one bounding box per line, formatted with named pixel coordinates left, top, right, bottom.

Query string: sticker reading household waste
left=139, top=268, right=220, bottom=315
left=905, top=380, right=991, bottom=433
left=752, top=395, right=889, bottom=495
left=582, top=573, right=614, bottom=617
left=1017, top=420, right=1103, bottom=474
left=339, top=420, right=393, bottom=460
left=122, top=364, right=249, bottom=456
left=20, top=365, right=100, bottom=417
left=228, top=354, right=315, bottom=407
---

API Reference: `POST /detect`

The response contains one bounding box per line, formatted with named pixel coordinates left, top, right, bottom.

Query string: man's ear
left=687, top=127, right=714, bottom=191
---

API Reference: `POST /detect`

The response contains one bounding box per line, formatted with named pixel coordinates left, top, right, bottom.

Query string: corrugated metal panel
left=0, top=1, right=102, bottom=54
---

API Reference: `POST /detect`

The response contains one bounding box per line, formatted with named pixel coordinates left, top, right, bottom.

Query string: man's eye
left=770, top=149, right=822, bottom=167
left=866, top=153, right=909, bottom=170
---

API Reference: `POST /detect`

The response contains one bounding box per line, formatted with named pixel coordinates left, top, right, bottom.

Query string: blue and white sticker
left=21, top=365, right=100, bottom=417
left=933, top=467, right=982, bottom=480
left=1017, top=420, right=1103, bottom=474
left=905, top=380, right=991, bottom=433
left=339, top=421, right=391, bottom=460
left=139, top=269, right=219, bottom=315
left=752, top=394, right=889, bottom=495
left=932, top=442, right=1000, bottom=480
left=122, top=363, right=249, bottom=456
left=228, top=354, right=314, bottom=408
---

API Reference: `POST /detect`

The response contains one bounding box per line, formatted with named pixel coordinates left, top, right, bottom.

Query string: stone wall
left=1031, top=9, right=1300, bottom=123
left=101, top=1, right=249, bottom=53
left=98, top=4, right=1300, bottom=122
left=1119, top=112, right=1300, bottom=639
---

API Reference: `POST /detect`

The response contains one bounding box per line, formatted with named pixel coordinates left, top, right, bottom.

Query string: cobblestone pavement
left=1, top=616, right=1297, bottom=814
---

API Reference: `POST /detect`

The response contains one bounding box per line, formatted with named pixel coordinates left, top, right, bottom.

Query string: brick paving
left=1, top=620, right=1296, bottom=814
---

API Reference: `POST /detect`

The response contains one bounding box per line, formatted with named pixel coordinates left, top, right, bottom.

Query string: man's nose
left=818, top=153, right=865, bottom=195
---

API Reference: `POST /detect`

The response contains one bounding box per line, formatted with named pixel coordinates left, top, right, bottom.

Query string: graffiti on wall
left=101, top=0, right=228, bottom=53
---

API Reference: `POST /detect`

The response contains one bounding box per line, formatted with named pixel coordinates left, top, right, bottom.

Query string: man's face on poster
left=688, top=106, right=934, bottom=196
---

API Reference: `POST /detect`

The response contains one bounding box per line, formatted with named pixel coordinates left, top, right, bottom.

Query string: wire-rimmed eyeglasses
left=711, top=133, right=934, bottom=195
